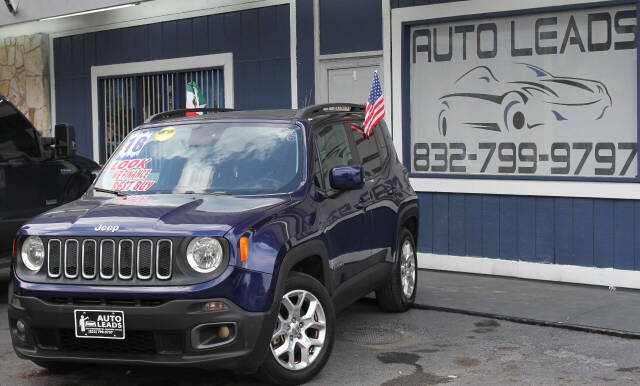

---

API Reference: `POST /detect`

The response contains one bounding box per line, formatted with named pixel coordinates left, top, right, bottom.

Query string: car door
left=312, top=121, right=372, bottom=290
left=0, top=99, right=44, bottom=255
left=349, top=122, right=397, bottom=273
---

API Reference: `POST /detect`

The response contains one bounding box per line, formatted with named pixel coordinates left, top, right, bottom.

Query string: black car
left=0, top=96, right=100, bottom=268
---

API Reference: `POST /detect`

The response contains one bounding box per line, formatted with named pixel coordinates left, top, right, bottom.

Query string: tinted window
left=313, top=149, right=324, bottom=190
left=376, top=124, right=389, bottom=163
left=314, top=123, right=354, bottom=190
left=350, top=124, right=382, bottom=178
left=0, top=101, right=40, bottom=160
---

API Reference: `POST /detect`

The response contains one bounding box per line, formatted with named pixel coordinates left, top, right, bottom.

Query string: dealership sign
left=410, top=5, right=637, bottom=178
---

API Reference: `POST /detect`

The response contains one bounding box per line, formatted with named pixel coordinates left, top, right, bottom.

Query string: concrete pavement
left=416, top=269, right=640, bottom=337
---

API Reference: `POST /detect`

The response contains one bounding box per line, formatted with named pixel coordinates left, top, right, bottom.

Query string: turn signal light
left=239, top=236, right=249, bottom=262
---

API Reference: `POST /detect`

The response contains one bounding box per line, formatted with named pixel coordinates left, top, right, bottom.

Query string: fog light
left=218, top=325, right=230, bottom=339
left=16, top=320, right=25, bottom=334
left=202, top=301, right=228, bottom=312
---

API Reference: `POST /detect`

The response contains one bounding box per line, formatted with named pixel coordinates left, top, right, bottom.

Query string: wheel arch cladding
left=271, top=239, right=332, bottom=301
left=397, top=202, right=419, bottom=260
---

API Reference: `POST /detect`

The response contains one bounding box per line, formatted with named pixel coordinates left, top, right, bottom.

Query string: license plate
left=74, top=309, right=125, bottom=339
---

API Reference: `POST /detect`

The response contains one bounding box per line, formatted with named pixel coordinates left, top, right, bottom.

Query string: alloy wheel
left=400, top=239, right=416, bottom=298
left=270, top=289, right=327, bottom=370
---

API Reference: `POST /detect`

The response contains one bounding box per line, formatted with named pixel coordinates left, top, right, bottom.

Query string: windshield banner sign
left=409, top=5, right=637, bottom=178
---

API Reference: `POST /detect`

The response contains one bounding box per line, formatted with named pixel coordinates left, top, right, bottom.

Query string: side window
left=314, top=123, right=354, bottom=190
left=313, top=147, right=324, bottom=190
left=375, top=125, right=389, bottom=164
left=350, top=123, right=382, bottom=178
left=0, top=101, right=40, bottom=161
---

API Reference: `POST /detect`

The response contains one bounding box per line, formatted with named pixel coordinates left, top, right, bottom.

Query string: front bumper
left=8, top=290, right=277, bottom=370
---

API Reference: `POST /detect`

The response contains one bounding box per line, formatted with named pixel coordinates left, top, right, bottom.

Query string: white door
left=318, top=55, right=382, bottom=104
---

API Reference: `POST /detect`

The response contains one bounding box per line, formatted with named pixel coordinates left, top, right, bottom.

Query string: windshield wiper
left=94, top=187, right=128, bottom=197
left=183, top=190, right=232, bottom=196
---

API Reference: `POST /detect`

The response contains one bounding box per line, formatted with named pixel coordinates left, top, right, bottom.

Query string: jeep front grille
left=48, top=238, right=173, bottom=281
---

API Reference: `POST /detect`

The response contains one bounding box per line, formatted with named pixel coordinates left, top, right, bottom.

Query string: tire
left=31, top=360, right=79, bottom=374
left=375, top=227, right=417, bottom=312
left=259, top=272, right=335, bottom=385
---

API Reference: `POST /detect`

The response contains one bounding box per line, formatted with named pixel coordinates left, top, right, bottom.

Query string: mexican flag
left=186, top=81, right=206, bottom=116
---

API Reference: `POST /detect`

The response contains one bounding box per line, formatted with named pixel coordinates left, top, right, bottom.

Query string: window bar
left=130, top=77, right=134, bottom=130
left=102, top=81, right=106, bottom=161
left=217, top=69, right=221, bottom=108
left=116, top=78, right=120, bottom=145
left=109, top=78, right=113, bottom=157
left=128, top=78, right=132, bottom=133
left=153, top=75, right=157, bottom=115
left=115, top=78, right=119, bottom=148
left=147, top=74, right=151, bottom=118
left=126, top=78, right=129, bottom=136
left=119, top=78, right=123, bottom=147
left=144, top=75, right=148, bottom=119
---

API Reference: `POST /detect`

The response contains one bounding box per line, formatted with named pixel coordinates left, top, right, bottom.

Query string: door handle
left=387, top=188, right=395, bottom=195
left=355, top=201, right=367, bottom=209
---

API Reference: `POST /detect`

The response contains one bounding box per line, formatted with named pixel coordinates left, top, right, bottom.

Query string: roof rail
left=296, top=103, right=365, bottom=119
left=145, top=108, right=235, bottom=123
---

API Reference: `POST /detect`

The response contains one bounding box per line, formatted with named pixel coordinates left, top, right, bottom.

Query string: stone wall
left=0, top=33, right=50, bottom=135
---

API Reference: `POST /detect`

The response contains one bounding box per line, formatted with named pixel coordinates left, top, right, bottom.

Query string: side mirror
left=55, top=123, right=77, bottom=158
left=329, top=166, right=364, bottom=191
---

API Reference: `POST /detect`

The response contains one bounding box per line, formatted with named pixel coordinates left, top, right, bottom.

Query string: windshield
left=95, top=122, right=305, bottom=195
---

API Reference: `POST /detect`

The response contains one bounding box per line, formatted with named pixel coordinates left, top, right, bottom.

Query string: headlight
left=21, top=236, right=45, bottom=272
left=186, top=237, right=224, bottom=273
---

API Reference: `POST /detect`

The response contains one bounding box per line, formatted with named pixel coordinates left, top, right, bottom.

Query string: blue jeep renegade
left=8, top=104, right=419, bottom=385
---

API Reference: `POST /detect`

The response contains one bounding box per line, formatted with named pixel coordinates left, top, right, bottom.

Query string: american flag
left=363, top=71, right=385, bottom=137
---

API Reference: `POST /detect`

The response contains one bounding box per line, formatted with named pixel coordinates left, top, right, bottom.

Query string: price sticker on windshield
left=118, top=130, right=152, bottom=160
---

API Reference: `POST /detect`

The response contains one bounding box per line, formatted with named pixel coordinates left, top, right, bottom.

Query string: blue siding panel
left=433, top=193, right=449, bottom=255
left=414, top=192, right=638, bottom=272
left=614, top=201, right=634, bottom=270
left=516, top=197, right=535, bottom=261
left=499, top=196, right=517, bottom=260
left=54, top=5, right=292, bottom=158
left=319, top=0, right=382, bottom=54
left=448, top=194, right=465, bottom=256
left=192, top=17, right=209, bottom=55
left=482, top=196, right=500, bottom=259
left=464, top=195, right=482, bottom=257
left=418, top=193, right=433, bottom=253
left=176, top=19, right=194, bottom=58
left=147, top=23, right=163, bottom=59
left=594, top=200, right=615, bottom=268
left=635, top=202, right=640, bottom=270
left=296, top=0, right=315, bottom=107
left=573, top=198, right=594, bottom=267
left=554, top=198, right=573, bottom=265
left=534, top=197, right=554, bottom=263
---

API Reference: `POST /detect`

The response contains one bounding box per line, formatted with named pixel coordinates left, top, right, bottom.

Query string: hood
left=20, top=193, right=290, bottom=237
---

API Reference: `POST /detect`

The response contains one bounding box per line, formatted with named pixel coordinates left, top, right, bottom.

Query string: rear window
left=0, top=100, right=40, bottom=160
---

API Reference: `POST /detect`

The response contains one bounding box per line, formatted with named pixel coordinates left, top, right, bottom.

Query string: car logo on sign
left=94, top=224, right=120, bottom=232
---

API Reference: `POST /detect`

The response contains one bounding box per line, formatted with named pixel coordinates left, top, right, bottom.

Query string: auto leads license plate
left=74, top=309, right=125, bottom=339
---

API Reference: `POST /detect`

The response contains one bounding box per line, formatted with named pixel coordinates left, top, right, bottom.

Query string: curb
left=413, top=302, right=640, bottom=340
